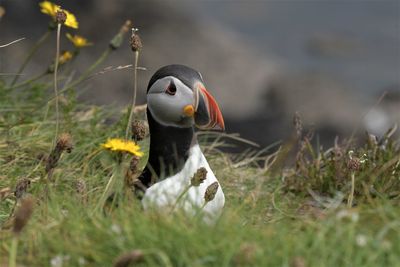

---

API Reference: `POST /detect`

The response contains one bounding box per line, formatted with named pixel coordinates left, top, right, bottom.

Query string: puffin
left=137, top=64, right=225, bottom=220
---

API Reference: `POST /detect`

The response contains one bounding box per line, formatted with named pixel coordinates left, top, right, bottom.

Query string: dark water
left=195, top=1, right=400, bottom=94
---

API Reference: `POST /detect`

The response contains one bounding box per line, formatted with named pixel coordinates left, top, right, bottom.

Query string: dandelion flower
left=66, top=33, right=92, bottom=48
left=39, top=1, right=58, bottom=17
left=39, top=1, right=78, bottom=29
left=62, top=10, right=78, bottom=29
left=102, top=138, right=143, bottom=157
left=59, top=51, right=73, bottom=64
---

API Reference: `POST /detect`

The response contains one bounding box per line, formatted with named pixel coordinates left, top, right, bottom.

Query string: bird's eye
left=166, top=82, right=177, bottom=96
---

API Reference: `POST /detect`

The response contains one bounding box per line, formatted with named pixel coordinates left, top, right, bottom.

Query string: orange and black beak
left=194, top=84, right=225, bottom=131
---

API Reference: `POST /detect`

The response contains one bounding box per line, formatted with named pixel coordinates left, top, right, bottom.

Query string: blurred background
left=1, top=0, right=399, bottom=148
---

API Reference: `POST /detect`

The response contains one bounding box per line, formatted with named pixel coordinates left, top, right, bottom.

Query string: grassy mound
left=1, top=82, right=400, bottom=266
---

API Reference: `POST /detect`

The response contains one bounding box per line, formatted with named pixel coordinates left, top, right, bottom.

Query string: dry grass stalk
left=0, top=187, right=12, bottom=200
left=52, top=10, right=66, bottom=146
left=75, top=179, right=87, bottom=203
left=125, top=28, right=143, bottom=140
left=0, top=37, right=25, bottom=48
left=293, top=111, right=303, bottom=140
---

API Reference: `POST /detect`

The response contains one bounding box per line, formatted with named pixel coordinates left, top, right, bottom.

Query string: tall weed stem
left=125, top=50, right=139, bottom=139
left=52, top=23, right=62, bottom=146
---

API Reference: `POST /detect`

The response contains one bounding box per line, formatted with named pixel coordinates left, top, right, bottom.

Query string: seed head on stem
left=46, top=133, right=73, bottom=178
left=55, top=10, right=66, bottom=24
left=204, top=182, right=219, bottom=203
left=125, top=27, right=143, bottom=140
left=170, top=167, right=208, bottom=213
left=191, top=167, right=208, bottom=187
left=131, top=119, right=148, bottom=142
left=52, top=11, right=65, bottom=147
left=130, top=28, right=142, bottom=52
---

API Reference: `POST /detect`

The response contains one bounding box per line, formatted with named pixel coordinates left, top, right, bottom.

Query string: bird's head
left=146, top=64, right=225, bottom=130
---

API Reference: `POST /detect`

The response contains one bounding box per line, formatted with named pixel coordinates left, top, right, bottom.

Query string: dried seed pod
left=46, top=133, right=73, bottom=173
left=204, top=182, right=219, bottom=202
left=347, top=158, right=361, bottom=171
left=13, top=196, right=34, bottom=234
left=191, top=167, right=208, bottom=187
left=125, top=155, right=141, bottom=188
left=55, top=10, right=67, bottom=24
left=114, top=250, right=144, bottom=267
left=14, top=178, right=31, bottom=199
left=130, top=29, right=142, bottom=52
left=129, top=155, right=140, bottom=173
left=57, top=133, right=73, bottom=153
left=131, top=120, right=148, bottom=142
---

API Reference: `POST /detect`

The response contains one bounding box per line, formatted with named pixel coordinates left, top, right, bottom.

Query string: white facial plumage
left=147, top=76, right=196, bottom=128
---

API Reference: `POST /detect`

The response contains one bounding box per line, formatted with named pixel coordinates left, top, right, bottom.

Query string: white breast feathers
left=142, top=144, right=225, bottom=222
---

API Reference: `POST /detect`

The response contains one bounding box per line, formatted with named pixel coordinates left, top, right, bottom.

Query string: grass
left=1, top=77, right=400, bottom=267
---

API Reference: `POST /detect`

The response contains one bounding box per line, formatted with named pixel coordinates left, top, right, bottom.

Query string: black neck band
left=138, top=109, right=195, bottom=188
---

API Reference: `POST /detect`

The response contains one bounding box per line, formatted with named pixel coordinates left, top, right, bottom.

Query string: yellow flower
left=102, top=138, right=144, bottom=157
left=62, top=10, right=78, bottom=29
left=59, top=51, right=73, bottom=64
left=39, top=1, right=58, bottom=17
left=66, top=33, right=92, bottom=48
left=39, top=1, right=79, bottom=29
